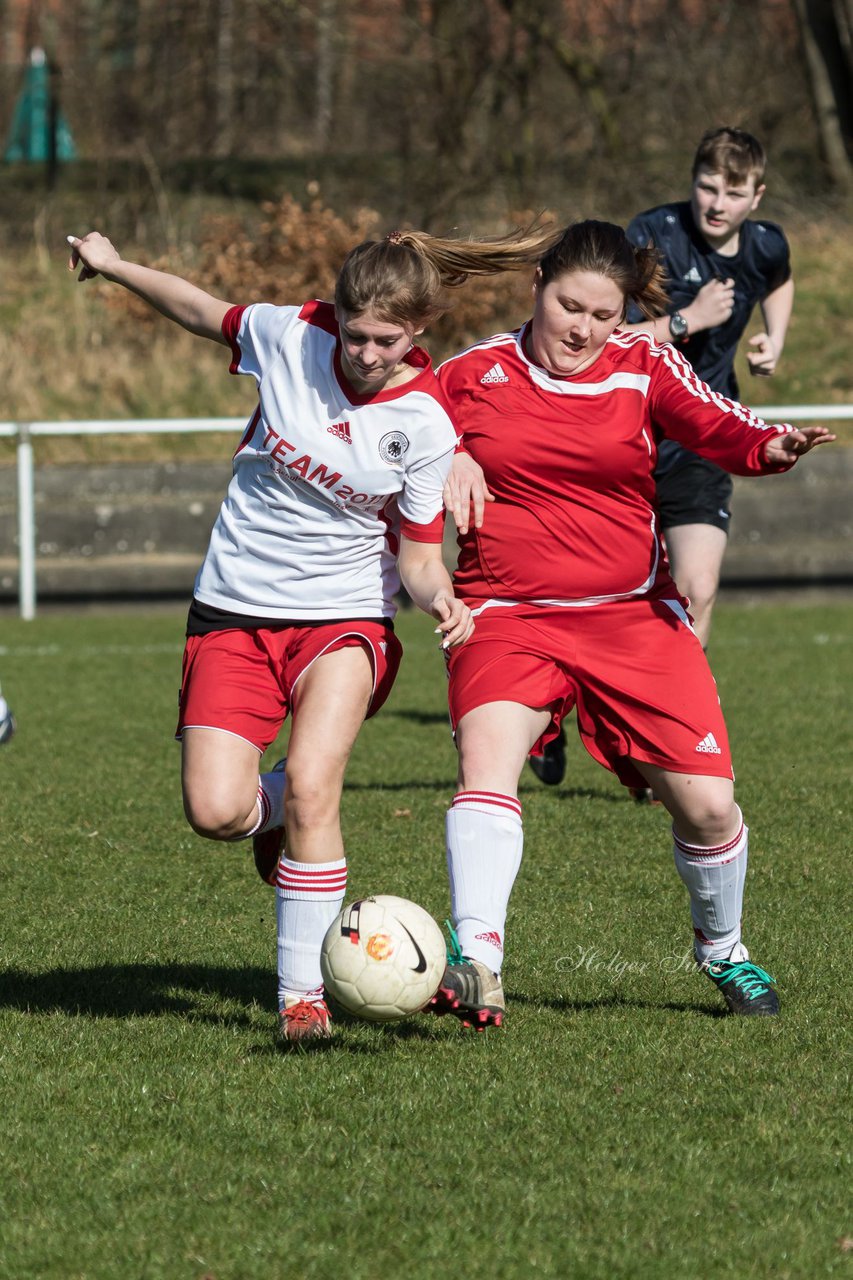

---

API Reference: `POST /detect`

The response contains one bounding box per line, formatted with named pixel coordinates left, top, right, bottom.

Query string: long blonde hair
left=335, top=224, right=561, bottom=330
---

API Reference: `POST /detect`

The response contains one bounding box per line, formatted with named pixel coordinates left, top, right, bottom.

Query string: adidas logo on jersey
left=695, top=732, right=722, bottom=754
left=327, top=420, right=353, bottom=444
left=683, top=267, right=702, bottom=284
left=480, top=362, right=510, bottom=385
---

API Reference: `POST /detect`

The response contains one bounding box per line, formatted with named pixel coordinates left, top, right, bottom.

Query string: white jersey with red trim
left=438, top=325, right=794, bottom=606
left=193, top=300, right=456, bottom=620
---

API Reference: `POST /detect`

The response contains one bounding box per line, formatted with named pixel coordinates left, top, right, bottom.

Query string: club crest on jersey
left=327, top=420, right=353, bottom=444
left=379, top=431, right=409, bottom=464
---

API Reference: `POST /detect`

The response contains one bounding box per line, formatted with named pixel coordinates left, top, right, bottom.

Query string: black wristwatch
left=668, top=311, right=688, bottom=341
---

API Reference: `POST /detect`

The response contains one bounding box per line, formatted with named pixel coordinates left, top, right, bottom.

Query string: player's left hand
left=443, top=451, right=494, bottom=534
left=431, top=594, right=474, bottom=650
left=764, top=426, right=836, bottom=464
left=746, top=333, right=779, bottom=376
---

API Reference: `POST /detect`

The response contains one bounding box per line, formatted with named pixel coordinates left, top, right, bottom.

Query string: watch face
left=669, top=312, right=687, bottom=339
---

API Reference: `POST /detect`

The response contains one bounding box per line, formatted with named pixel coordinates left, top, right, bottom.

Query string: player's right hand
left=66, top=232, right=121, bottom=282
left=431, top=594, right=474, bottom=649
left=685, top=277, right=735, bottom=332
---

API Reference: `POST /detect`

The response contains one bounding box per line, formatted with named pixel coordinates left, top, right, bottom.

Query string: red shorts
left=176, top=621, right=402, bottom=752
left=447, top=598, right=733, bottom=789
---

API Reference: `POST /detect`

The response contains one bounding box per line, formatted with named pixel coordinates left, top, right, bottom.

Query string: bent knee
left=674, top=795, right=740, bottom=847
left=183, top=793, right=255, bottom=842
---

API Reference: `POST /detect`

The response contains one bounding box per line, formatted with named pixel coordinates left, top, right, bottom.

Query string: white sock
left=226, top=766, right=286, bottom=841
left=446, top=791, right=523, bottom=975
left=275, top=856, right=347, bottom=1007
left=673, top=810, right=748, bottom=964
left=256, top=764, right=286, bottom=832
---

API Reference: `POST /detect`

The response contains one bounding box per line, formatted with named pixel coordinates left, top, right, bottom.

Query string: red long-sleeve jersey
left=437, top=325, right=794, bottom=605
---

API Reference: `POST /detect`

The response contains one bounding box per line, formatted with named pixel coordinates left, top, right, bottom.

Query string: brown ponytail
left=335, top=223, right=562, bottom=330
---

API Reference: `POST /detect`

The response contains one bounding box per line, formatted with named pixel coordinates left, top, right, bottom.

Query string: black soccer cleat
left=253, top=758, right=286, bottom=884
left=701, top=951, right=780, bottom=1016
left=253, top=825, right=284, bottom=885
left=527, top=724, right=566, bottom=786
left=629, top=786, right=662, bottom=806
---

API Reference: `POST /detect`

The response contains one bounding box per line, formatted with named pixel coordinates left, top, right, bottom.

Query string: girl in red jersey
left=67, top=224, right=557, bottom=1043
left=432, top=220, right=834, bottom=1026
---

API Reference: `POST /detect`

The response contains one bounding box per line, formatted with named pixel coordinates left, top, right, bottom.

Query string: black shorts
left=656, top=456, right=733, bottom=534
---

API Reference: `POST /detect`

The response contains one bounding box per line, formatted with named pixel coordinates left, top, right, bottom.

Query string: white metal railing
left=2, top=418, right=244, bottom=619
left=2, top=407, right=852, bottom=619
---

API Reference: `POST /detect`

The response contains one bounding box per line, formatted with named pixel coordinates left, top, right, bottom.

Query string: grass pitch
left=0, top=601, right=850, bottom=1279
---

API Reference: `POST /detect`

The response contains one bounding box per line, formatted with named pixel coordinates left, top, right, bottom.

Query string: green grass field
left=0, top=601, right=850, bottom=1279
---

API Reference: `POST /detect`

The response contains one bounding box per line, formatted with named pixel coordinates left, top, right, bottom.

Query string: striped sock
left=673, top=811, right=748, bottom=964
left=224, top=766, right=285, bottom=842
left=275, top=856, right=347, bottom=1006
left=446, top=791, right=523, bottom=976
left=256, top=763, right=286, bottom=832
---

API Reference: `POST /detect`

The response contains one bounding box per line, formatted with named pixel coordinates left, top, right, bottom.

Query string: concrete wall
left=0, top=448, right=850, bottom=601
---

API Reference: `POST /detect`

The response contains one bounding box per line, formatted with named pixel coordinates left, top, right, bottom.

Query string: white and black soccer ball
left=320, top=895, right=446, bottom=1022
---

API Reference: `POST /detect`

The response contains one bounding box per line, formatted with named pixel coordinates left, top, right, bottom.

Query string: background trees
left=1, top=0, right=849, bottom=229
left=792, top=0, right=853, bottom=190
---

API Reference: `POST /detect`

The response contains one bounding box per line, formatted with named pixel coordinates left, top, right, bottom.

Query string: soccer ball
left=320, top=895, right=446, bottom=1022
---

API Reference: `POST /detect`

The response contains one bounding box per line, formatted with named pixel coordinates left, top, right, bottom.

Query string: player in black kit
left=625, top=127, right=793, bottom=649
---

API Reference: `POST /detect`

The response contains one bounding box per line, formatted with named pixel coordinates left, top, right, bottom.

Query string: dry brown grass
left=1, top=194, right=850, bottom=466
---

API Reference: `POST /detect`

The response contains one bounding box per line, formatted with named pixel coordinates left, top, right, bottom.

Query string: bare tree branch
left=793, top=0, right=853, bottom=189
left=495, top=0, right=620, bottom=153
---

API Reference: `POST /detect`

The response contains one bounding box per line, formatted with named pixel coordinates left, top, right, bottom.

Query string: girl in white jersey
left=429, top=220, right=833, bottom=1028
left=67, top=223, right=558, bottom=1043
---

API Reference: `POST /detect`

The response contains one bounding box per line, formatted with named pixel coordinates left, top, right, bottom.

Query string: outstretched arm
left=67, top=232, right=233, bottom=344
left=763, top=424, right=835, bottom=465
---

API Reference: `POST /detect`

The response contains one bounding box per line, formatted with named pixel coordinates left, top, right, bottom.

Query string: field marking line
left=0, top=643, right=184, bottom=658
